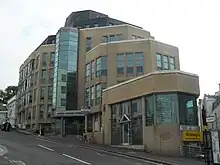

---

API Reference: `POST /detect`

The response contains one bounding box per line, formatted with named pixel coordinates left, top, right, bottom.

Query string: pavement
left=0, top=130, right=164, bottom=165
left=16, top=129, right=206, bottom=165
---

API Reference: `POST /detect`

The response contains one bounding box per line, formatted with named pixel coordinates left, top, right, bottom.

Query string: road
left=0, top=130, right=159, bottom=165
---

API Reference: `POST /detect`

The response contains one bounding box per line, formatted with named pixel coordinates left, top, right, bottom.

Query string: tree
left=0, top=86, right=18, bottom=104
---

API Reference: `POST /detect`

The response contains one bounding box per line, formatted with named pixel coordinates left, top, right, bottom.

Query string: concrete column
left=92, top=114, right=95, bottom=132
left=85, top=115, right=88, bottom=133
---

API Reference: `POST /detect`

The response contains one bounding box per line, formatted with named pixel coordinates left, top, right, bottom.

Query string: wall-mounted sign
left=182, top=130, right=203, bottom=142
left=206, top=116, right=215, bottom=123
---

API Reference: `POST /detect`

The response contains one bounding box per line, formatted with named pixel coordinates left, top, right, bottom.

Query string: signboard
left=182, top=130, right=203, bottom=142
left=206, top=116, right=215, bottom=123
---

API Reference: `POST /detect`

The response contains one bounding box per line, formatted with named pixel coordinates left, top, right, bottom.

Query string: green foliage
left=0, top=86, right=18, bottom=104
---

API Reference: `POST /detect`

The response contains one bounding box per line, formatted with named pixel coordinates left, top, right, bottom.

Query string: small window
left=156, top=53, right=162, bottom=70
left=94, top=23, right=99, bottom=27
left=163, top=55, right=169, bottom=70
left=61, top=74, right=67, bottom=82
left=61, top=98, right=66, bottom=106
left=61, top=86, right=66, bottom=93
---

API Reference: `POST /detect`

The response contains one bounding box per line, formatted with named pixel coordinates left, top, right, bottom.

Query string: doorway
left=122, top=123, right=129, bottom=145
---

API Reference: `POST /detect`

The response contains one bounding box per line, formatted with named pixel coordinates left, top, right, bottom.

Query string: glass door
left=122, top=123, right=129, bottom=145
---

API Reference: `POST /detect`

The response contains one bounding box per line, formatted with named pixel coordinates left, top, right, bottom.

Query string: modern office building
left=7, top=95, right=17, bottom=128
left=17, top=10, right=139, bottom=134
left=79, top=24, right=200, bottom=155
left=16, top=35, right=56, bottom=131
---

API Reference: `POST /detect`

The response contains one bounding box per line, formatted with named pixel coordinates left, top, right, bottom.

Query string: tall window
left=117, top=53, right=124, bottom=75
left=145, top=95, right=154, bottom=126
left=96, top=57, right=101, bottom=77
left=126, top=52, right=134, bottom=75
left=50, top=52, right=55, bottom=66
left=61, top=86, right=66, bottom=94
left=156, top=53, right=162, bottom=70
left=40, top=105, right=44, bottom=118
left=163, top=55, right=169, bottom=70
left=101, top=56, right=107, bottom=76
left=95, top=84, right=101, bottom=105
left=169, top=57, right=175, bottom=70
left=48, top=86, right=53, bottom=99
left=135, top=52, right=144, bottom=75
left=91, top=61, right=95, bottom=79
left=40, top=87, right=45, bottom=100
left=47, top=105, right=52, bottom=118
left=90, top=86, right=95, bottom=106
left=155, top=94, right=178, bottom=124
left=178, top=93, right=198, bottom=126
left=86, top=37, right=92, bottom=52
left=49, top=68, right=54, bottom=84
left=85, top=88, right=90, bottom=106
left=85, top=63, right=90, bottom=82
left=61, top=98, right=66, bottom=106
left=35, top=56, right=39, bottom=69
left=42, top=53, right=47, bottom=68
left=41, top=69, right=46, bottom=84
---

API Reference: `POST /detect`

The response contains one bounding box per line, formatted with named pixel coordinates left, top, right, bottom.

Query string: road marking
left=37, top=144, right=54, bottom=152
left=62, top=153, right=91, bottom=165
left=96, top=152, right=106, bottom=156
left=80, top=146, right=162, bottom=165
left=36, top=137, right=61, bottom=144
left=0, top=145, right=8, bottom=156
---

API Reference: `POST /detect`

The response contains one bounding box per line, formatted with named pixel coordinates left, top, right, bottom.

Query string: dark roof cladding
left=64, top=10, right=142, bottom=29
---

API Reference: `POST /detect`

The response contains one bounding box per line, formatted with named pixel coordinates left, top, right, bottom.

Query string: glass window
left=86, top=37, right=91, bottom=52
left=135, top=52, right=144, bottom=75
left=145, top=95, right=154, bottom=126
left=42, top=53, right=47, bottom=67
left=102, top=36, right=108, bottom=43
left=169, top=57, right=175, bottom=70
left=109, top=35, right=115, bottom=42
left=156, top=53, right=162, bottom=70
left=155, top=93, right=178, bottom=124
left=115, top=34, right=122, bottom=41
left=40, top=87, right=45, bottom=99
left=90, top=86, right=95, bottom=106
left=126, top=52, right=134, bottom=74
left=91, top=61, right=95, bottom=79
left=94, top=23, right=99, bottom=27
left=48, top=86, right=53, bottom=98
left=117, top=53, right=124, bottom=75
left=41, top=69, right=46, bottom=79
left=178, top=93, right=198, bottom=126
left=96, top=57, right=101, bottom=77
left=61, top=98, right=66, bottom=106
left=101, top=56, right=107, bottom=76
left=85, top=88, right=90, bottom=106
left=40, top=105, right=44, bottom=118
left=163, top=55, right=169, bottom=70
left=85, top=63, right=90, bottom=82
left=61, top=74, right=67, bottom=82
left=61, top=86, right=66, bottom=94
left=95, top=84, right=101, bottom=105
left=50, top=52, right=55, bottom=66
left=47, top=105, right=52, bottom=117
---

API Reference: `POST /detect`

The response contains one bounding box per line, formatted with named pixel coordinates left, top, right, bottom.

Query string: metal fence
left=180, top=144, right=205, bottom=159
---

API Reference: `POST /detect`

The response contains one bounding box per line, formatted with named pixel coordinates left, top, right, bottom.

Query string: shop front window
left=155, top=93, right=178, bottom=125
left=178, top=93, right=198, bottom=126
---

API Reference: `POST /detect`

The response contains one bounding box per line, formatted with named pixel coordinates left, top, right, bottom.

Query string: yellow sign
left=182, top=131, right=203, bottom=142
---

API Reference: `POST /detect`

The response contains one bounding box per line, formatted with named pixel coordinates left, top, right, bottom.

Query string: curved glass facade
left=53, top=27, right=78, bottom=111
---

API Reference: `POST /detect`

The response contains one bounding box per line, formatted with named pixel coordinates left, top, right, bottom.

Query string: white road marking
left=96, top=152, right=106, bottom=156
left=4, top=156, right=8, bottom=159
left=36, top=137, right=60, bottom=144
left=80, top=146, right=163, bottom=165
left=62, top=153, right=91, bottom=165
left=37, top=144, right=54, bottom=152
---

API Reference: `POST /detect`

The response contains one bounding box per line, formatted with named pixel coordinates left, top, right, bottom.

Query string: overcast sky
left=0, top=0, right=219, bottom=97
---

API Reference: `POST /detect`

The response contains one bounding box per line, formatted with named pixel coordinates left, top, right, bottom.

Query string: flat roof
left=80, top=24, right=143, bottom=31
left=85, top=38, right=177, bottom=56
left=103, top=70, right=199, bottom=92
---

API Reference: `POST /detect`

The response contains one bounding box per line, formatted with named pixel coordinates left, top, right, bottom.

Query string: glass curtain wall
left=52, top=27, right=78, bottom=111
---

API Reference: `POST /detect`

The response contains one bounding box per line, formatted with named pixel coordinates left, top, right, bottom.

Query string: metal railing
left=180, top=144, right=205, bottom=159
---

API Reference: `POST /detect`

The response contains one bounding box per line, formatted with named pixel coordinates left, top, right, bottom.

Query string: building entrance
left=122, top=122, right=129, bottom=145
